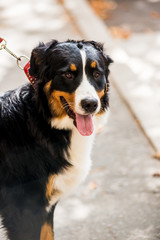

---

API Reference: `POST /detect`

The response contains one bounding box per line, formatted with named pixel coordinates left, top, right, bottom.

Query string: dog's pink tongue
left=75, top=114, right=94, bottom=136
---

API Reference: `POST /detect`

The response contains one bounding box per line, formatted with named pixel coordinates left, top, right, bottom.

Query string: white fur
left=47, top=48, right=108, bottom=212
left=55, top=127, right=95, bottom=191
left=51, top=115, right=73, bottom=130
left=75, top=49, right=100, bottom=115
left=46, top=124, right=95, bottom=212
left=48, top=113, right=108, bottom=212
left=0, top=216, right=9, bottom=240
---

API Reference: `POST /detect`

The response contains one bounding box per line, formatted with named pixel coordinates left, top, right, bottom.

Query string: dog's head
left=29, top=40, right=113, bottom=136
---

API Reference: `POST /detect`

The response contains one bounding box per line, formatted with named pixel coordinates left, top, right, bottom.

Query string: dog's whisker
left=61, top=101, right=74, bottom=110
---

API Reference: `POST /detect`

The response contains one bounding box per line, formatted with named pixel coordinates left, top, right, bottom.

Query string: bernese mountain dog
left=0, top=40, right=112, bottom=240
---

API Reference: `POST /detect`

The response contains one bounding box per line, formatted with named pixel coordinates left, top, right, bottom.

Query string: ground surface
left=55, top=84, right=160, bottom=240
left=88, top=0, right=160, bottom=151
left=104, top=0, right=160, bottom=32
left=0, top=0, right=160, bottom=239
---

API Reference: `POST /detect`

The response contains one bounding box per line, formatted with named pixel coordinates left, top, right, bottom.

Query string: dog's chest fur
left=46, top=126, right=95, bottom=211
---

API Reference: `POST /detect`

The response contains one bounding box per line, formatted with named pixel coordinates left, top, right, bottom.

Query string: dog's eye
left=93, top=71, right=101, bottom=79
left=63, top=72, right=74, bottom=80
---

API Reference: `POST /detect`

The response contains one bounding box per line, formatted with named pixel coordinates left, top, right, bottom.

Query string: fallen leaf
left=57, top=0, right=64, bottom=4
left=150, top=11, right=160, bottom=19
left=88, top=181, right=98, bottom=190
left=109, top=26, right=132, bottom=39
left=152, top=152, right=160, bottom=160
left=153, top=172, right=160, bottom=177
left=88, top=0, right=117, bottom=20
left=83, top=181, right=99, bottom=196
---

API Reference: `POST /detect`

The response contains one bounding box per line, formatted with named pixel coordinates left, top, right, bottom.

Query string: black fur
left=0, top=39, right=112, bottom=240
left=0, top=84, right=71, bottom=240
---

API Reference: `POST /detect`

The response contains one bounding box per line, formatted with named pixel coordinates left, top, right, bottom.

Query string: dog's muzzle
left=81, top=98, right=98, bottom=114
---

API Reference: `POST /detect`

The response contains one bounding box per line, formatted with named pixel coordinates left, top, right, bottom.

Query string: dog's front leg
left=40, top=205, right=55, bottom=240
left=40, top=222, right=54, bottom=240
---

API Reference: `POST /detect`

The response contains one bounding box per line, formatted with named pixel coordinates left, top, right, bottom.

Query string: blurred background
left=0, top=0, right=160, bottom=239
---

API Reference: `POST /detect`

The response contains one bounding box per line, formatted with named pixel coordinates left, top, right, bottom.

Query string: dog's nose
left=81, top=98, right=98, bottom=114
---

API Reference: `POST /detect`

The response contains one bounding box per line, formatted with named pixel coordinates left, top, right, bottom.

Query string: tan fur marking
left=91, top=61, right=97, bottom=68
left=44, top=81, right=75, bottom=119
left=46, top=174, right=62, bottom=209
left=96, top=86, right=107, bottom=115
left=70, top=64, right=77, bottom=71
left=97, top=108, right=105, bottom=115
left=97, top=89, right=105, bottom=100
left=46, top=175, right=55, bottom=201
left=44, top=80, right=52, bottom=94
left=51, top=91, right=75, bottom=118
left=40, top=222, right=54, bottom=240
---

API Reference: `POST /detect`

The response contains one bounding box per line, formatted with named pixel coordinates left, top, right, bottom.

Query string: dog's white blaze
left=47, top=110, right=108, bottom=212
left=46, top=127, right=95, bottom=212
left=47, top=48, right=108, bottom=212
left=75, top=49, right=100, bottom=115
left=0, top=216, right=9, bottom=240
left=55, top=128, right=94, bottom=192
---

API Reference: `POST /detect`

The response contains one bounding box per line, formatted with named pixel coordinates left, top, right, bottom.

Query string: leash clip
left=0, top=37, right=36, bottom=88
left=0, top=38, right=7, bottom=50
left=0, top=37, right=29, bottom=70
left=17, top=56, right=30, bottom=70
left=0, top=37, right=21, bottom=61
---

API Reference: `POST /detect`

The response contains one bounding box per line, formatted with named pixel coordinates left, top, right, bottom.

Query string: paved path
left=105, top=0, right=160, bottom=153
left=55, top=84, right=160, bottom=240
left=0, top=0, right=160, bottom=239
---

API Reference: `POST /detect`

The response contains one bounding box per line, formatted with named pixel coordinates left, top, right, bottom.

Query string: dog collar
left=24, top=62, right=36, bottom=88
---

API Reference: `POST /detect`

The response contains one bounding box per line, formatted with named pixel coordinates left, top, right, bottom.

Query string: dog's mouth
left=60, top=96, right=94, bottom=136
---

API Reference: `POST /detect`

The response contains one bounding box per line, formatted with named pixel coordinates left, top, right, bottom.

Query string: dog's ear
left=29, top=40, right=58, bottom=78
left=88, top=40, right=113, bottom=67
left=102, top=53, right=113, bottom=68
left=29, top=42, right=46, bottom=78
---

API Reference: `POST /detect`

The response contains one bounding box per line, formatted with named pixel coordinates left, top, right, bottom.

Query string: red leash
left=0, top=37, right=36, bottom=88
